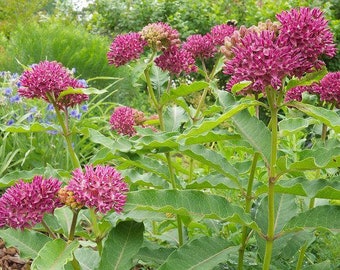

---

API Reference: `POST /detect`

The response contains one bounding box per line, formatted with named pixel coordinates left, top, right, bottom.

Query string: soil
left=0, top=239, right=31, bottom=270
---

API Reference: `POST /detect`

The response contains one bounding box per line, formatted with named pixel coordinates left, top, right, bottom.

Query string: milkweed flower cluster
left=209, top=23, right=236, bottom=46
left=61, top=165, right=129, bottom=214
left=0, top=176, right=62, bottom=229
left=182, top=34, right=216, bottom=59
left=18, top=61, right=89, bottom=109
left=107, top=33, right=147, bottom=67
left=284, top=85, right=313, bottom=102
left=312, top=72, right=340, bottom=107
left=223, top=7, right=336, bottom=94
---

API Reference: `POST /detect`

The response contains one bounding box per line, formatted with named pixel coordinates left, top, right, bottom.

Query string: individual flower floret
left=140, top=22, right=180, bottom=51
left=182, top=34, right=217, bottom=59
left=107, top=32, right=147, bottom=67
left=313, top=72, right=340, bottom=107
left=224, top=30, right=300, bottom=93
left=277, top=7, right=336, bottom=77
left=65, top=165, right=129, bottom=214
left=209, top=23, right=236, bottom=46
left=0, top=176, right=62, bottom=229
left=18, top=61, right=88, bottom=109
left=155, top=46, right=198, bottom=76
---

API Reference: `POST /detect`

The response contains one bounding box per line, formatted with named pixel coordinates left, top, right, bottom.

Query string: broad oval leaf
left=231, top=80, right=252, bottom=94
left=74, top=247, right=100, bottom=270
left=158, top=236, right=238, bottom=270
left=31, top=239, right=79, bottom=270
left=0, top=228, right=51, bottom=259
left=98, top=220, right=144, bottom=270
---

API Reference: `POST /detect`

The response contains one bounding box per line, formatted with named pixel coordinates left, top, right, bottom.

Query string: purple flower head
left=140, top=22, right=180, bottom=51
left=107, top=32, right=147, bottom=67
left=284, top=85, right=313, bottom=102
left=4, top=87, right=12, bottom=96
left=109, top=106, right=138, bottom=136
left=182, top=34, right=217, bottom=59
left=277, top=7, right=337, bottom=77
left=9, top=95, right=20, bottom=103
left=0, top=176, right=62, bottom=229
left=209, top=24, right=236, bottom=46
left=224, top=30, right=300, bottom=93
left=155, top=46, right=198, bottom=76
left=66, top=165, right=129, bottom=214
left=313, top=72, right=340, bottom=107
left=18, top=61, right=88, bottom=109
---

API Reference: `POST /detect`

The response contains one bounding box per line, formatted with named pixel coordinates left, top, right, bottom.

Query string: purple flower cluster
left=65, top=165, right=129, bottom=214
left=224, top=7, right=336, bottom=93
left=284, top=85, right=312, bottom=102
left=209, top=23, right=236, bottom=46
left=277, top=7, right=337, bottom=77
left=0, top=176, right=62, bottom=229
left=18, top=61, right=89, bottom=109
left=109, top=106, right=139, bottom=136
left=313, top=72, right=340, bottom=106
left=182, top=34, right=216, bottom=59
left=140, top=22, right=180, bottom=51
left=107, top=32, right=147, bottom=67
left=155, top=46, right=198, bottom=75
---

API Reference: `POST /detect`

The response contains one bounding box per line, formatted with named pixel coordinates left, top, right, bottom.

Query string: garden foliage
left=0, top=4, right=340, bottom=270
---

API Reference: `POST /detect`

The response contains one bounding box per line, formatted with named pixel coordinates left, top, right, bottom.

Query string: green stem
left=68, top=209, right=80, bottom=241
left=263, top=88, right=279, bottom=270
left=295, top=243, right=308, bottom=270
left=238, top=152, right=260, bottom=270
left=46, top=93, right=81, bottom=169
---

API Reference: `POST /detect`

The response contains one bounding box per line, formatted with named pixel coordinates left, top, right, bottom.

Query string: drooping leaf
left=284, top=205, right=340, bottom=231
left=159, top=237, right=238, bottom=270
left=31, top=239, right=79, bottom=270
left=135, top=241, right=175, bottom=267
left=133, top=131, right=179, bottom=152
left=0, top=168, right=46, bottom=188
left=122, top=168, right=169, bottom=188
left=98, top=221, right=144, bottom=270
left=0, top=228, right=51, bottom=259
left=290, top=102, right=340, bottom=133
left=54, top=206, right=75, bottom=237
left=74, top=247, right=100, bottom=270
left=278, top=117, right=314, bottom=135
left=125, top=189, right=260, bottom=231
left=160, top=81, right=209, bottom=105
left=186, top=173, right=240, bottom=190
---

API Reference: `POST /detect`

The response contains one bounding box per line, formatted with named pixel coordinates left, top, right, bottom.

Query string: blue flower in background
left=9, top=95, right=20, bottom=103
left=6, top=119, right=15, bottom=126
left=70, top=109, right=82, bottom=120
left=81, top=104, right=88, bottom=112
left=4, top=87, right=12, bottom=96
left=46, top=104, right=54, bottom=111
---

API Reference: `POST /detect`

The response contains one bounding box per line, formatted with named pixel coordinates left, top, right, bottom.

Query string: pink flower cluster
left=182, top=34, right=217, bottom=59
left=209, top=23, right=236, bottom=46
left=284, top=86, right=312, bottom=102
left=18, top=61, right=88, bottom=109
left=224, top=7, right=336, bottom=93
left=0, top=176, right=62, bottom=229
left=65, top=165, right=129, bottom=214
left=107, top=32, right=147, bottom=67
left=313, top=72, right=340, bottom=106
left=154, top=46, right=198, bottom=75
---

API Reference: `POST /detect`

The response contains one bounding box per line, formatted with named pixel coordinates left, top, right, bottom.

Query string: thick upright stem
left=238, top=152, right=260, bottom=269
left=263, top=88, right=279, bottom=270
left=68, top=209, right=80, bottom=241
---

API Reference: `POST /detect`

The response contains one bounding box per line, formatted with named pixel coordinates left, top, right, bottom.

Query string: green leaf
left=278, top=118, right=314, bottom=135
left=186, top=173, right=240, bottom=190
left=125, top=190, right=259, bottom=231
left=163, top=105, right=189, bottom=132
left=0, top=168, right=45, bottom=188
left=303, top=260, right=331, bottom=270
left=232, top=109, right=271, bottom=164
left=135, top=242, right=175, bottom=266
left=182, top=130, right=239, bottom=145
left=231, top=80, right=252, bottom=94
left=0, top=228, right=51, bottom=259
left=284, top=205, right=340, bottom=231
left=58, top=87, right=87, bottom=99
left=290, top=102, right=340, bottom=133
left=286, top=67, right=328, bottom=91
left=98, top=221, right=144, bottom=270
left=158, top=236, right=238, bottom=270
left=256, top=177, right=340, bottom=200
left=54, top=206, right=74, bottom=237
left=133, top=131, right=179, bottom=153
left=122, top=169, right=169, bottom=188
left=74, top=247, right=100, bottom=270
left=160, top=81, right=209, bottom=105
left=31, top=239, right=79, bottom=270
left=5, top=122, right=58, bottom=133
left=179, top=144, right=239, bottom=183
left=88, top=128, right=132, bottom=152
